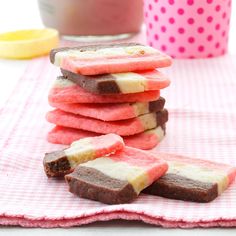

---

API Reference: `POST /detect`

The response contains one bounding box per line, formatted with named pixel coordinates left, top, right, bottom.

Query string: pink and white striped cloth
left=0, top=49, right=236, bottom=227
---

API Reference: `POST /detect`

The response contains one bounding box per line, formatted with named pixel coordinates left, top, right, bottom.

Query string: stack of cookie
left=46, top=43, right=172, bottom=150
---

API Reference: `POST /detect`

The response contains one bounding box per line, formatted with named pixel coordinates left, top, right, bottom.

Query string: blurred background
left=0, top=0, right=235, bottom=54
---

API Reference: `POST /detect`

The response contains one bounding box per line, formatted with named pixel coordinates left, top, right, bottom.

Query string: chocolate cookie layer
left=143, top=173, right=218, bottom=203
left=61, top=69, right=120, bottom=94
left=149, top=97, right=165, bottom=113
left=44, top=150, right=70, bottom=177
left=156, top=109, right=168, bottom=126
left=65, top=166, right=137, bottom=204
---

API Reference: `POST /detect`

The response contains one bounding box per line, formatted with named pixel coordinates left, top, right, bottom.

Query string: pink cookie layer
left=60, top=53, right=172, bottom=75
left=89, top=133, right=124, bottom=157
left=138, top=70, right=171, bottom=90
left=108, top=147, right=168, bottom=183
left=47, top=126, right=164, bottom=150
left=46, top=109, right=157, bottom=136
left=49, top=102, right=140, bottom=121
left=49, top=86, right=160, bottom=104
left=154, top=153, right=236, bottom=186
left=124, top=131, right=161, bottom=150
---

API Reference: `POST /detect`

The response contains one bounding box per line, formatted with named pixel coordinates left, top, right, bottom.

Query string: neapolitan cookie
left=43, top=133, right=124, bottom=177
left=49, top=77, right=160, bottom=104
left=65, top=146, right=168, bottom=204
left=46, top=109, right=168, bottom=136
left=49, top=97, right=165, bottom=121
left=143, top=153, right=236, bottom=202
left=50, top=43, right=172, bottom=75
left=47, top=125, right=166, bottom=150
left=61, top=69, right=170, bottom=94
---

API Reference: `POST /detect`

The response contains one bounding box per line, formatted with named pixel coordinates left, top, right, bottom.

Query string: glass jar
left=38, top=0, right=143, bottom=41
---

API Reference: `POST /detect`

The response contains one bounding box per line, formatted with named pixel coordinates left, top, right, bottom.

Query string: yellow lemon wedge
left=0, top=28, right=59, bottom=59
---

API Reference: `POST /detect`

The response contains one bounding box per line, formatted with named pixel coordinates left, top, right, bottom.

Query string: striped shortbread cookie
left=50, top=43, right=172, bottom=75
left=61, top=69, right=170, bottom=94
left=44, top=133, right=124, bottom=177
left=49, top=76, right=160, bottom=104
left=46, top=109, right=168, bottom=136
left=65, top=147, right=168, bottom=204
left=47, top=125, right=166, bottom=150
left=144, top=153, right=236, bottom=202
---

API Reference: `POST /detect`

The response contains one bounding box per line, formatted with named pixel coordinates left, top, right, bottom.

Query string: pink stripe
left=90, top=134, right=124, bottom=157
left=107, top=147, right=168, bottom=183
left=61, top=55, right=172, bottom=75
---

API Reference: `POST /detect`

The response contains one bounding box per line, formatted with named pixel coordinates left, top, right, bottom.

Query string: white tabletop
left=0, top=0, right=236, bottom=234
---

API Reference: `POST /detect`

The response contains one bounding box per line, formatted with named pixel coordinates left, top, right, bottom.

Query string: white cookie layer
left=54, top=51, right=71, bottom=66
left=124, top=45, right=158, bottom=55
left=81, top=157, right=149, bottom=194
left=146, top=126, right=165, bottom=141
left=54, top=77, right=75, bottom=88
left=132, top=102, right=149, bottom=117
left=113, top=72, right=147, bottom=93
left=139, top=113, right=157, bottom=130
left=54, top=45, right=158, bottom=65
left=65, top=138, right=95, bottom=168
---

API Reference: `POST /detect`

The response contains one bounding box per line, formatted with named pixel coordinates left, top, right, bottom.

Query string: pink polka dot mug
left=144, top=0, right=231, bottom=58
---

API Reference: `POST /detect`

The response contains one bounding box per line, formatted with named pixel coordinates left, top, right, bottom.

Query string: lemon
left=0, top=28, right=59, bottom=59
